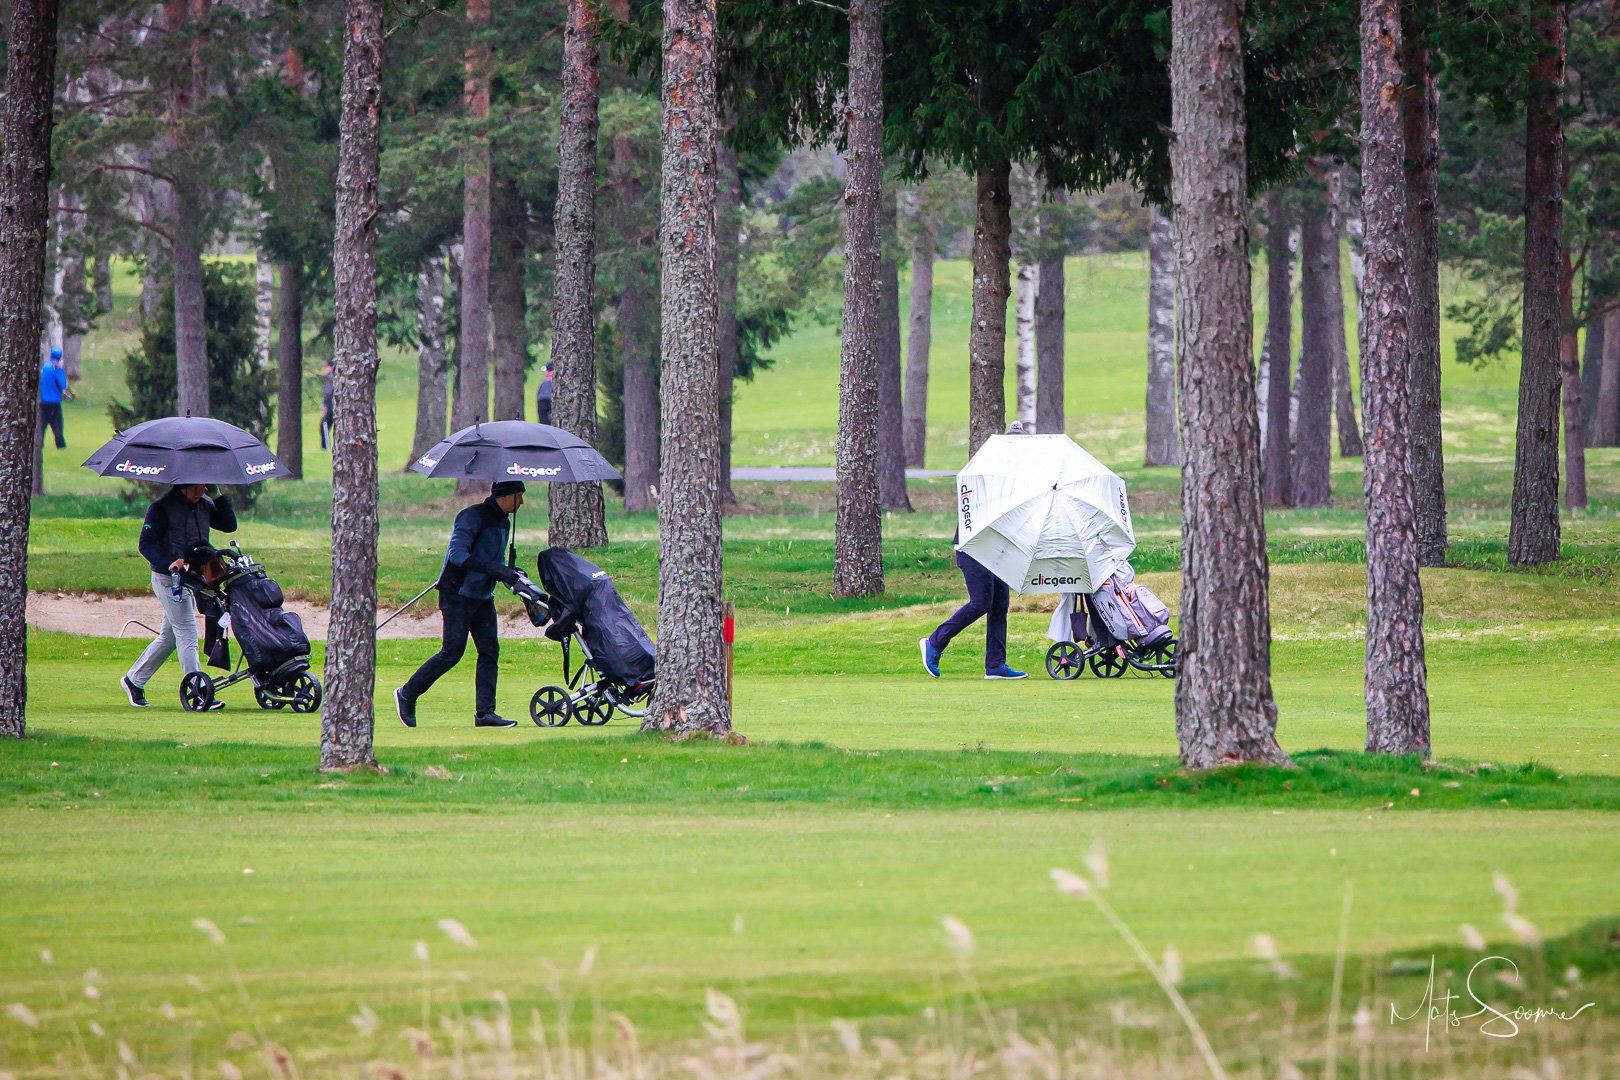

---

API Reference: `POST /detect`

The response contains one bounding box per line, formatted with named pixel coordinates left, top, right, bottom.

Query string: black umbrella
left=409, top=421, right=622, bottom=483
left=82, top=416, right=291, bottom=486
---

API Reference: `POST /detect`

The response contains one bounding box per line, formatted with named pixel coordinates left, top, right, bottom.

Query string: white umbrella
left=956, top=433, right=1135, bottom=594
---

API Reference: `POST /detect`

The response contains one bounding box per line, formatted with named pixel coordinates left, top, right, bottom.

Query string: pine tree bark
left=1579, top=248, right=1603, bottom=439
left=410, top=249, right=449, bottom=463
left=876, top=187, right=910, bottom=510
left=321, top=0, right=383, bottom=773
left=1145, top=206, right=1179, bottom=467
left=255, top=251, right=274, bottom=370
left=615, top=126, right=659, bottom=512
left=1014, top=261, right=1037, bottom=429
left=452, top=0, right=493, bottom=444
left=275, top=260, right=303, bottom=478
left=1170, top=0, right=1286, bottom=769
left=716, top=141, right=740, bottom=507
left=1292, top=192, right=1335, bottom=507
left=1260, top=191, right=1292, bottom=504
left=549, top=0, right=608, bottom=547
left=1597, top=310, right=1619, bottom=446
left=57, top=191, right=86, bottom=380
left=832, top=0, right=885, bottom=598
left=94, top=249, right=113, bottom=312
left=0, top=0, right=60, bottom=740
left=1510, top=1, right=1565, bottom=565
left=1330, top=214, right=1363, bottom=458
left=968, top=161, right=1012, bottom=454
left=171, top=174, right=210, bottom=416
left=1558, top=252, right=1586, bottom=509
left=1035, top=187, right=1066, bottom=438
left=645, top=0, right=735, bottom=737
left=491, top=178, right=528, bottom=422
left=1360, top=0, right=1430, bottom=757
left=1403, top=28, right=1447, bottom=565
left=901, top=185, right=933, bottom=467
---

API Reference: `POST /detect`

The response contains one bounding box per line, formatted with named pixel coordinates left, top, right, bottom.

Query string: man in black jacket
left=121, top=484, right=238, bottom=707
left=394, top=480, right=526, bottom=729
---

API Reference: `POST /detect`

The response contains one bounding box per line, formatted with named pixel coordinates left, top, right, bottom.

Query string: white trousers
left=126, top=571, right=201, bottom=688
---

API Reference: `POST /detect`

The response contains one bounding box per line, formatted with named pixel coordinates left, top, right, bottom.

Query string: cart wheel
left=575, top=695, right=613, bottom=727
left=530, top=685, right=573, bottom=727
left=180, top=671, right=216, bottom=712
left=287, top=672, right=322, bottom=713
left=1045, top=642, right=1083, bottom=681
left=254, top=685, right=287, bottom=710
left=1089, top=650, right=1128, bottom=679
left=1157, top=639, right=1177, bottom=679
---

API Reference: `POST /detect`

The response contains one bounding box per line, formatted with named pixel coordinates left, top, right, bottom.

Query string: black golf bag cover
left=227, top=571, right=311, bottom=674
left=536, top=547, right=655, bottom=686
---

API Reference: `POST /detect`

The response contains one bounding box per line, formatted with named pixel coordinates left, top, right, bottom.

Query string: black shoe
left=122, top=676, right=148, bottom=708
left=395, top=687, right=417, bottom=729
left=205, top=699, right=225, bottom=711
left=474, top=713, right=516, bottom=729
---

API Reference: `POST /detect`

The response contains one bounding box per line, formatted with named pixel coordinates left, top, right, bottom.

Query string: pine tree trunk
left=1597, top=310, right=1620, bottom=446
left=94, top=249, right=113, bottom=312
left=1559, top=263, right=1585, bottom=509
left=410, top=249, right=449, bottom=463
left=901, top=186, right=933, bottom=468
left=1579, top=248, right=1603, bottom=440
left=171, top=175, right=210, bottom=416
left=57, top=191, right=86, bottom=380
left=452, top=0, right=493, bottom=445
left=968, top=161, right=1012, bottom=454
left=1402, top=30, right=1447, bottom=565
left=621, top=276, right=660, bottom=511
left=716, top=141, right=740, bottom=507
left=1292, top=193, right=1335, bottom=507
left=549, top=0, right=607, bottom=548
left=0, top=0, right=60, bottom=740
left=1360, top=0, right=1430, bottom=757
left=1169, top=0, right=1287, bottom=770
left=1330, top=213, right=1363, bottom=458
left=1145, top=206, right=1180, bottom=467
left=833, top=0, right=885, bottom=598
left=275, top=260, right=303, bottom=478
left=491, top=178, right=528, bottom=422
left=321, top=0, right=383, bottom=773
left=1035, top=187, right=1066, bottom=438
left=1260, top=190, right=1292, bottom=505
left=876, top=188, right=910, bottom=510
left=646, top=0, right=734, bottom=738
left=1014, top=261, right=1037, bottom=429
left=1510, top=1, right=1565, bottom=565
left=135, top=175, right=165, bottom=323
left=255, top=251, right=274, bottom=370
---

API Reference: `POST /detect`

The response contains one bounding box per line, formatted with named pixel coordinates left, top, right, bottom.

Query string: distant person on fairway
left=535, top=361, right=554, bottom=425
left=320, top=361, right=334, bottom=450
left=121, top=484, right=238, bottom=708
left=394, top=480, right=527, bottom=729
left=919, top=421, right=1029, bottom=680
left=38, top=346, right=69, bottom=449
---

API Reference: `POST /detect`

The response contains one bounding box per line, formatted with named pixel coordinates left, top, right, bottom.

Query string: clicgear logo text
left=244, top=460, right=278, bottom=476
left=115, top=460, right=166, bottom=477
left=507, top=462, right=563, bottom=477
left=1030, top=572, right=1084, bottom=586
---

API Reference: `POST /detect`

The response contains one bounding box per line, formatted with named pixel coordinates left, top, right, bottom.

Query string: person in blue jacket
left=38, top=347, right=69, bottom=449
left=394, top=480, right=526, bottom=729
left=121, top=484, right=237, bottom=708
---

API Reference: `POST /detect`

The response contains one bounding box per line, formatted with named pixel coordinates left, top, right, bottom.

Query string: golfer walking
left=394, top=480, right=527, bottom=728
left=38, top=347, right=69, bottom=449
left=122, top=484, right=238, bottom=707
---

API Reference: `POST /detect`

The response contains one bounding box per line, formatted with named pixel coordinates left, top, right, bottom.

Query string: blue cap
left=49, top=347, right=62, bottom=360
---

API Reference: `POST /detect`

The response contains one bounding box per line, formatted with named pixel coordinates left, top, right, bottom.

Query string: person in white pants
left=122, top=484, right=236, bottom=708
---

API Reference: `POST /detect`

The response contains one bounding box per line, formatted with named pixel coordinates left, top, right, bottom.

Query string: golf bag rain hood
left=536, top=547, right=655, bottom=686
left=228, top=573, right=310, bottom=673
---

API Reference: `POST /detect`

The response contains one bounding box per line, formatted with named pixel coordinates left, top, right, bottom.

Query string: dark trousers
left=928, top=551, right=1009, bottom=671
left=320, top=411, right=332, bottom=450
left=402, top=595, right=499, bottom=716
left=39, top=402, right=64, bottom=448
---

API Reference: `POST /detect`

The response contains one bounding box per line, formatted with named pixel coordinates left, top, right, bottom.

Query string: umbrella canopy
left=82, top=416, right=290, bottom=486
left=410, top=421, right=622, bottom=483
left=956, top=433, right=1135, bottom=595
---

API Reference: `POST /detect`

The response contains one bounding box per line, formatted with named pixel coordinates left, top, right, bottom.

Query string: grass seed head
left=832, top=1018, right=861, bottom=1057
left=350, top=1005, right=378, bottom=1037
left=940, top=915, right=976, bottom=957
left=1461, top=924, right=1487, bottom=951
left=1050, top=867, right=1093, bottom=900
left=5, top=1003, right=39, bottom=1029
left=578, top=944, right=598, bottom=977
left=193, top=918, right=227, bottom=946
left=1504, top=913, right=1541, bottom=947
left=266, top=1044, right=295, bottom=1080
left=1083, top=838, right=1110, bottom=889
left=1162, top=945, right=1183, bottom=986
left=118, top=1040, right=137, bottom=1066
left=218, top=1060, right=244, bottom=1080
left=402, top=1028, right=435, bottom=1060
left=436, top=918, right=477, bottom=949
left=38, top=950, right=52, bottom=966
left=413, top=941, right=429, bottom=963
left=1492, top=871, right=1519, bottom=915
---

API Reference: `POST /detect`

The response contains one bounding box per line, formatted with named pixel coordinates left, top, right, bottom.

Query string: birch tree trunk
left=1014, top=261, right=1037, bottom=429
left=1035, top=187, right=1066, bottom=438
left=549, top=0, right=608, bottom=547
left=410, top=249, right=449, bottom=463
left=275, top=261, right=303, bottom=478
left=1144, top=206, right=1179, bottom=467
left=94, top=250, right=113, bottom=313
left=645, top=0, right=735, bottom=737
left=1403, top=27, right=1447, bottom=565
left=1558, top=253, right=1586, bottom=509
left=1510, top=1, right=1565, bottom=565
left=1360, top=0, right=1429, bottom=757
left=1581, top=268, right=1605, bottom=441
left=321, top=0, right=383, bottom=773
left=1292, top=192, right=1335, bottom=507
left=716, top=141, right=740, bottom=507
left=254, top=251, right=274, bottom=370
left=452, top=0, right=493, bottom=447
left=1169, top=0, right=1287, bottom=770
left=1260, top=190, right=1291, bottom=505
left=968, top=161, right=1012, bottom=454
left=876, top=188, right=910, bottom=510
left=901, top=185, right=933, bottom=468
left=491, top=178, right=528, bottom=422
left=0, top=0, right=60, bottom=740
left=57, top=190, right=86, bottom=380
left=832, top=0, right=885, bottom=598
left=1597, top=310, right=1620, bottom=447
left=1330, top=211, right=1363, bottom=458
